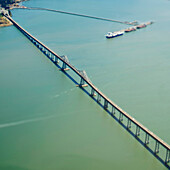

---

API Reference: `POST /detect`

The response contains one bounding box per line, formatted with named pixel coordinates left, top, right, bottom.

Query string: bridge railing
left=5, top=15, right=170, bottom=168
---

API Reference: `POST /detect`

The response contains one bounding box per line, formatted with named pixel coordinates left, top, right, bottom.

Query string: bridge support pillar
left=97, top=94, right=101, bottom=103
left=127, top=119, right=131, bottom=129
left=61, top=62, right=69, bottom=71
left=78, top=78, right=88, bottom=87
left=90, top=88, right=96, bottom=97
left=49, top=53, right=53, bottom=59
left=119, top=112, right=123, bottom=122
left=165, top=149, right=170, bottom=164
left=135, top=126, right=140, bottom=137
left=54, top=56, right=59, bottom=64
left=154, top=141, right=159, bottom=154
left=52, top=55, right=55, bottom=61
left=44, top=50, right=47, bottom=55
left=39, top=45, right=44, bottom=52
left=111, top=107, right=115, bottom=115
left=48, top=52, right=51, bottom=58
left=144, top=133, right=149, bottom=145
left=104, top=100, right=108, bottom=109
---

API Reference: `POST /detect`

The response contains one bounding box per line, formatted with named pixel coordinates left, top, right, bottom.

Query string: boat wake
left=0, top=115, right=56, bottom=129
left=53, top=87, right=76, bottom=98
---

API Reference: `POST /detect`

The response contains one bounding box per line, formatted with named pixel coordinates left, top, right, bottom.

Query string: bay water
left=0, top=0, right=170, bottom=169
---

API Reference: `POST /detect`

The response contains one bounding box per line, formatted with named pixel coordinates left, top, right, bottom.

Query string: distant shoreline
left=9, top=0, right=28, bottom=10
left=0, top=0, right=27, bottom=9
left=0, top=0, right=28, bottom=27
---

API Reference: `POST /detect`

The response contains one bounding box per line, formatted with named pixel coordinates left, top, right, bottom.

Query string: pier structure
left=5, top=15, right=170, bottom=168
left=16, top=6, right=138, bottom=26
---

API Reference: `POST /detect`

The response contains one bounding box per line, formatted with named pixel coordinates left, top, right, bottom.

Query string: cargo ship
left=106, top=31, right=124, bottom=39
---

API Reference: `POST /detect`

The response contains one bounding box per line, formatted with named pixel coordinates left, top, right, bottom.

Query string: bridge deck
left=5, top=15, right=170, bottom=167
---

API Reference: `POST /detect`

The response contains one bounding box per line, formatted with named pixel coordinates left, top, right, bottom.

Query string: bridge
left=4, top=14, right=170, bottom=168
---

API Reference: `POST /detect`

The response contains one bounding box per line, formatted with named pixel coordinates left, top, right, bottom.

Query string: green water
left=0, top=0, right=170, bottom=169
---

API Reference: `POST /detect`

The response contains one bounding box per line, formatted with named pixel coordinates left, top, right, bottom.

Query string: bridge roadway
left=5, top=15, right=170, bottom=168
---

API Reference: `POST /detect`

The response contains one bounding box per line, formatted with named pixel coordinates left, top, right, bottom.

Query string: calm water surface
left=0, top=0, right=170, bottom=169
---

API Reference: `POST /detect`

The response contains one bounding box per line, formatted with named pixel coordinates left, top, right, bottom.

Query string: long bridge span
left=4, top=14, right=170, bottom=168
